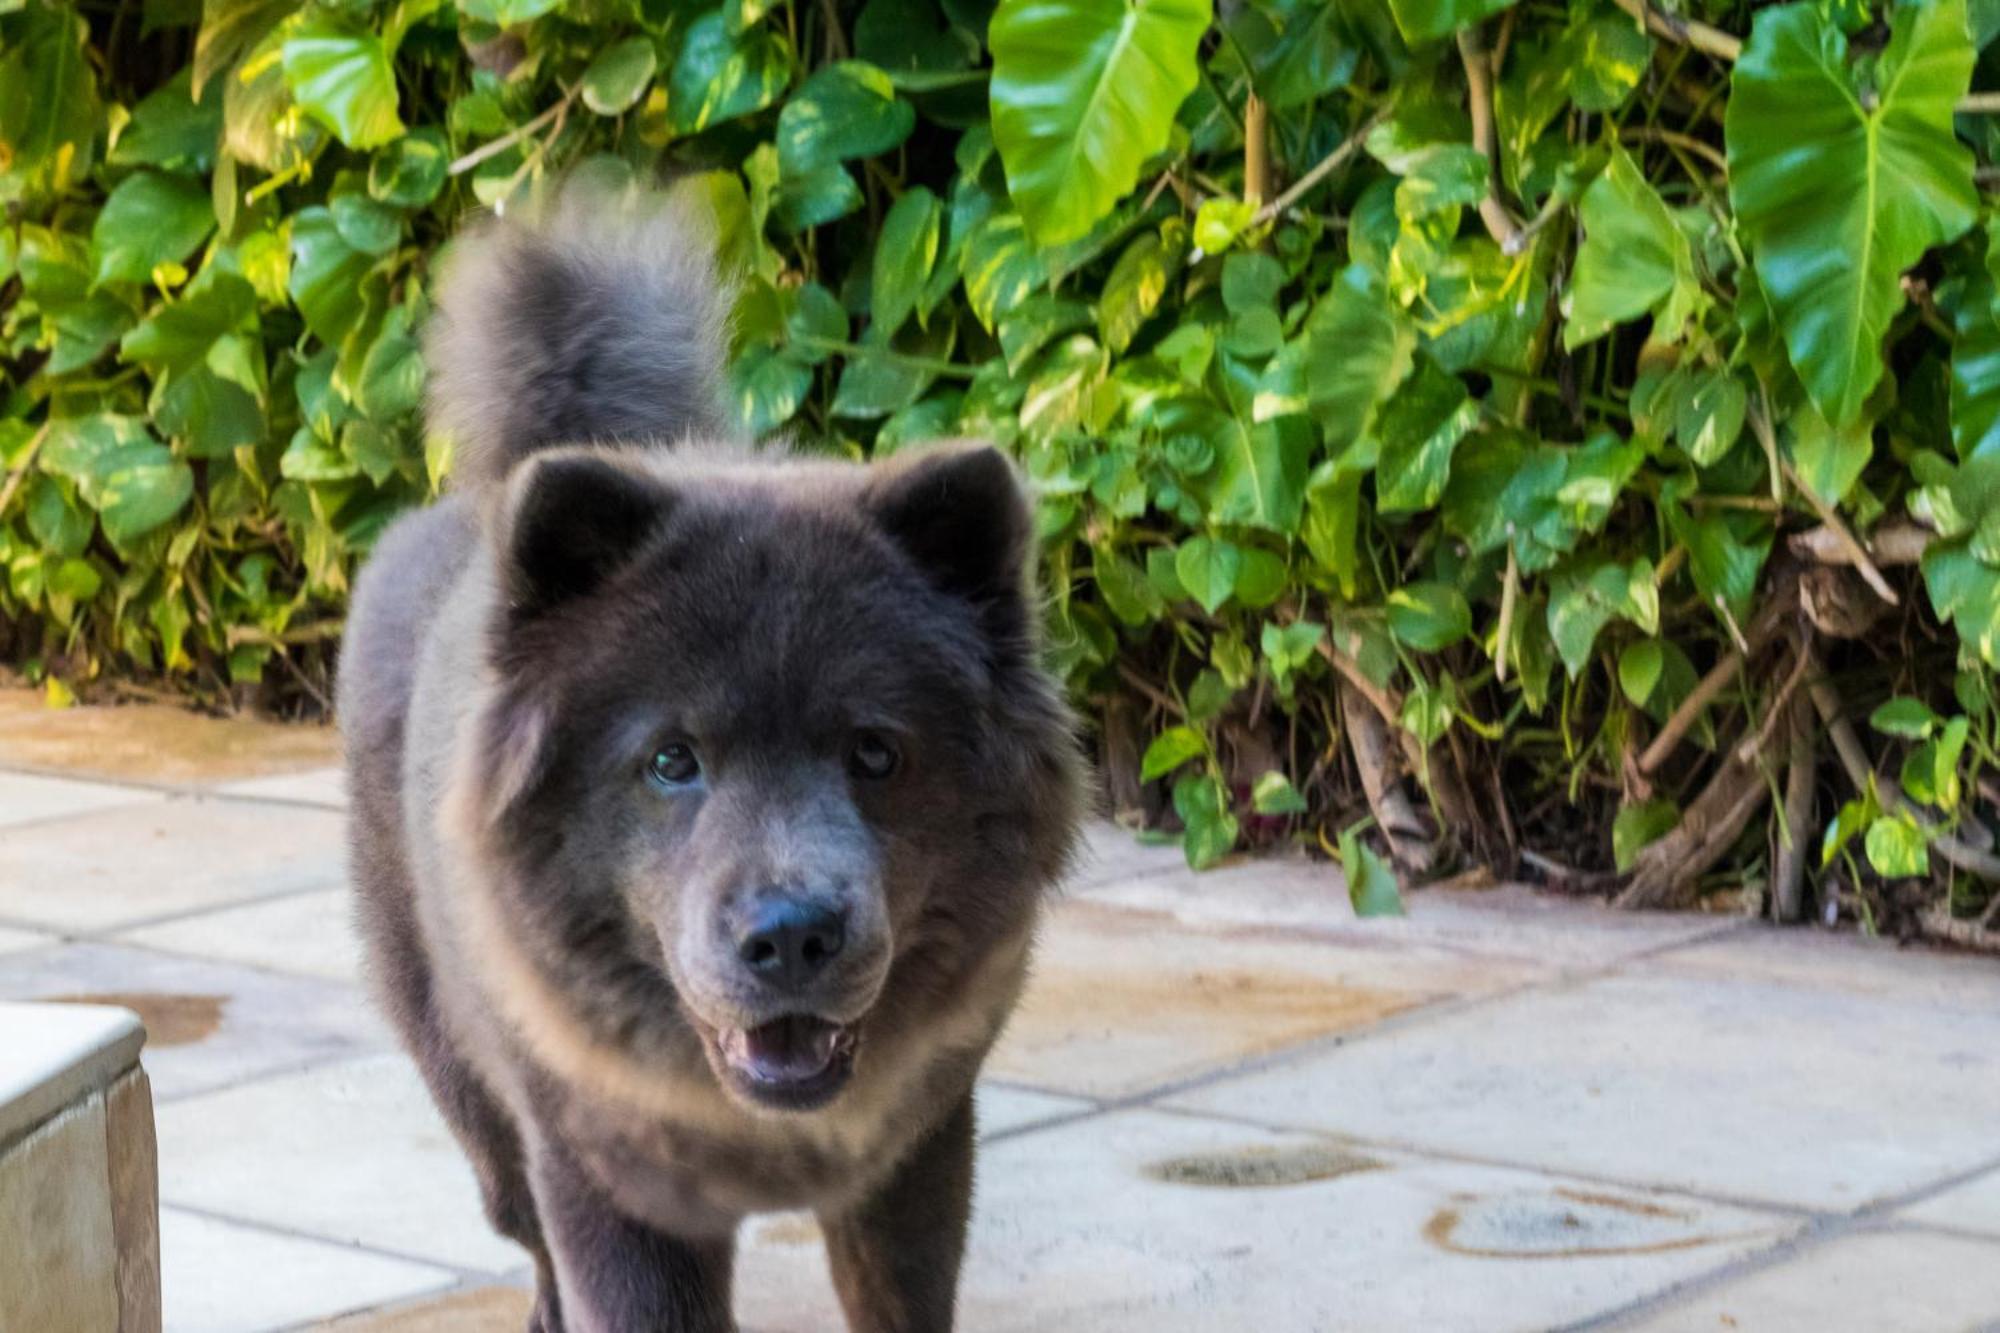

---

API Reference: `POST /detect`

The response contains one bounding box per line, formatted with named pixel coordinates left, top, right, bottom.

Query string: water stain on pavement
left=45, top=991, right=225, bottom=1046
left=1424, top=1186, right=1763, bottom=1260
left=1146, top=1143, right=1384, bottom=1188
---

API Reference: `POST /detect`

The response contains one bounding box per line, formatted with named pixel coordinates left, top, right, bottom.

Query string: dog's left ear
left=866, top=444, right=1034, bottom=635
left=501, top=450, right=675, bottom=619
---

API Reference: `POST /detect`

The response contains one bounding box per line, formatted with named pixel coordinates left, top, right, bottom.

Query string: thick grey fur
left=424, top=188, right=732, bottom=488
left=339, top=186, right=1085, bottom=1333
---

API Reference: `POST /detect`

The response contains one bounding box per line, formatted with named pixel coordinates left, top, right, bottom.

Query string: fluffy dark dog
left=338, top=188, right=1084, bottom=1332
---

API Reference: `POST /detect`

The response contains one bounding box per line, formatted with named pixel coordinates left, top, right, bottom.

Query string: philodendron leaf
left=777, top=61, right=915, bottom=174
left=1727, top=0, right=1977, bottom=427
left=1338, top=824, right=1403, bottom=918
left=1142, top=724, right=1206, bottom=780
left=1613, top=798, right=1679, bottom=872
left=1305, top=264, right=1416, bottom=449
left=458, top=0, right=562, bottom=23
left=91, top=171, right=215, bottom=287
left=989, top=0, right=1211, bottom=245
left=1869, top=696, right=1940, bottom=739
left=1386, top=0, right=1515, bottom=45
left=1565, top=144, right=1697, bottom=348
left=1173, top=772, right=1239, bottom=868
left=872, top=187, right=941, bottom=339
left=1864, top=813, right=1929, bottom=878
left=1099, top=228, right=1178, bottom=355
left=282, top=14, right=405, bottom=149
left=1548, top=557, right=1659, bottom=677
left=1252, top=771, right=1308, bottom=815
left=1175, top=534, right=1242, bottom=614
left=582, top=37, right=658, bottom=117
left=671, top=11, right=793, bottom=134
left=1386, top=581, right=1472, bottom=651
left=0, top=3, right=101, bottom=201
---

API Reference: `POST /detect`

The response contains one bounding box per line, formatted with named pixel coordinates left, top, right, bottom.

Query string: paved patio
left=1, top=691, right=1998, bottom=1331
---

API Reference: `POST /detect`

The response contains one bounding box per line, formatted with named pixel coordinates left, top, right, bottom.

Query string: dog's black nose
left=737, top=900, right=846, bottom=989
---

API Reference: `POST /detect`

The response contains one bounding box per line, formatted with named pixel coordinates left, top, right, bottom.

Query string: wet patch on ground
left=0, top=690, right=339, bottom=784
left=1424, top=1186, right=1769, bottom=1259
left=1146, top=1142, right=1385, bottom=1188
left=44, top=991, right=225, bottom=1046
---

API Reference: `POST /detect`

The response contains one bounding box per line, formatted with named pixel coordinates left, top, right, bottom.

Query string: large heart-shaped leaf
left=111, top=69, right=223, bottom=171
left=873, top=187, right=941, bottom=338
left=1175, top=534, right=1242, bottom=614
left=777, top=61, right=915, bottom=174
left=1548, top=557, right=1659, bottom=677
left=92, top=171, right=216, bottom=287
left=1727, top=0, right=1977, bottom=427
left=1565, top=145, right=1696, bottom=347
left=1387, top=581, right=1472, bottom=652
left=288, top=206, right=375, bottom=345
left=1387, top=0, right=1516, bottom=45
left=1212, top=415, right=1313, bottom=532
left=458, top=0, right=562, bottom=24
left=1098, top=228, right=1177, bottom=355
left=989, top=0, right=1211, bottom=245
left=671, top=11, right=793, bottom=134
left=582, top=37, right=659, bottom=117
left=283, top=15, right=404, bottom=150
left=0, top=3, right=102, bottom=201
left=1304, top=264, right=1416, bottom=448
left=1372, top=354, right=1478, bottom=514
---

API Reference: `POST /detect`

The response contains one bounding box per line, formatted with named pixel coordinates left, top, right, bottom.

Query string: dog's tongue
left=726, top=1016, right=844, bottom=1084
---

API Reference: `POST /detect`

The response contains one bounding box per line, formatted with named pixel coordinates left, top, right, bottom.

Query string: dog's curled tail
left=425, top=184, right=733, bottom=489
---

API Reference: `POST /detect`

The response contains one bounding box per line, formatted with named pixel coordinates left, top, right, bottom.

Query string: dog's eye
left=848, top=733, right=899, bottom=781
left=648, top=743, right=701, bottom=787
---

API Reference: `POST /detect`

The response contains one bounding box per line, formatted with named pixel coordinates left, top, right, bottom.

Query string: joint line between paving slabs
left=152, top=1046, right=390, bottom=1107
left=81, top=877, right=349, bottom=940
left=1097, top=915, right=1756, bottom=1116
left=207, top=789, right=348, bottom=814
left=1555, top=1148, right=2000, bottom=1332
left=160, top=1200, right=523, bottom=1286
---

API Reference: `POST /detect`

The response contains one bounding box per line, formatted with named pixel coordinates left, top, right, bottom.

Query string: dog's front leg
left=821, top=1093, right=975, bottom=1333
left=528, top=1145, right=736, bottom=1333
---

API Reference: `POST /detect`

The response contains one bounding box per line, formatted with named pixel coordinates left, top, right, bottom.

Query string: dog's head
left=465, top=443, right=1083, bottom=1113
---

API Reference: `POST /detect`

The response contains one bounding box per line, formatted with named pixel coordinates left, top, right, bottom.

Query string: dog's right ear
left=501, top=451, right=674, bottom=618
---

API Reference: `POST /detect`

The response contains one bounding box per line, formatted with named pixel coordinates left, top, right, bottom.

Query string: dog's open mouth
left=712, top=1015, right=858, bottom=1111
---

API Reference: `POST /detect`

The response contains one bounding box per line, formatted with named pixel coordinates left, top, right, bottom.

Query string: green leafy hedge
left=4, top=0, right=2000, bottom=929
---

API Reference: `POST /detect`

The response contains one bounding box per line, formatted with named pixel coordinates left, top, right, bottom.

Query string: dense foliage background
left=5, top=0, right=2000, bottom=939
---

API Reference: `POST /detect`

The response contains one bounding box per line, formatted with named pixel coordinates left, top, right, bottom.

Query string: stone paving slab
left=0, top=924, right=54, bottom=955
left=1071, top=845, right=1737, bottom=970
left=1169, top=933, right=2000, bottom=1213
left=0, top=944, right=390, bottom=1103
left=156, top=1054, right=526, bottom=1277
left=734, top=1110, right=1796, bottom=1333
left=0, top=770, right=161, bottom=830
left=1901, top=1167, right=2000, bottom=1239
left=1616, top=1227, right=2000, bottom=1330
left=160, top=1206, right=456, bottom=1333
left=0, top=797, right=347, bottom=932
left=117, top=888, right=365, bottom=985
left=988, top=899, right=1541, bottom=1099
